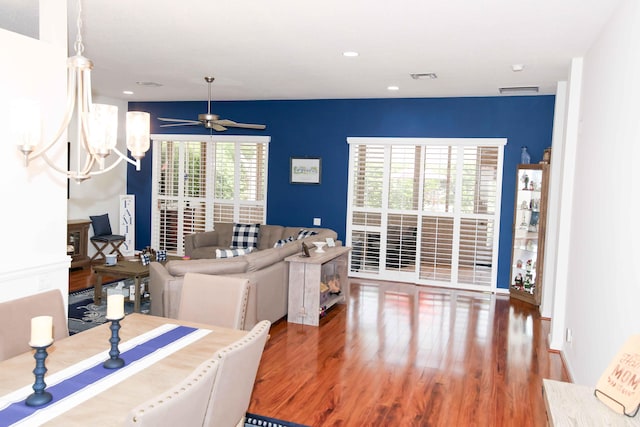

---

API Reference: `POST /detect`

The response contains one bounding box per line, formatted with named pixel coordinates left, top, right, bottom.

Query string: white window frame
left=150, top=134, right=270, bottom=255
left=346, top=137, right=506, bottom=293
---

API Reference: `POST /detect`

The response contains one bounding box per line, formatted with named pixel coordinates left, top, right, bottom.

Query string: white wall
left=559, top=0, right=640, bottom=385
left=0, top=1, right=69, bottom=306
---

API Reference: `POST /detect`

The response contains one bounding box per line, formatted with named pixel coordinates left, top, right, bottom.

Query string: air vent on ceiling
left=410, top=73, right=437, bottom=80
left=136, top=81, right=163, bottom=87
left=499, top=86, right=539, bottom=95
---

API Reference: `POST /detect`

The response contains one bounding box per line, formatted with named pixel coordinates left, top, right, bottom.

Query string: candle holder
left=25, top=342, right=53, bottom=407
left=103, top=317, right=125, bottom=369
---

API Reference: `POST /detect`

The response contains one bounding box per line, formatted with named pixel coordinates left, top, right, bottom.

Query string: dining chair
left=0, top=289, right=69, bottom=361
left=125, top=357, right=220, bottom=426
left=204, top=320, right=271, bottom=427
left=177, top=273, right=251, bottom=330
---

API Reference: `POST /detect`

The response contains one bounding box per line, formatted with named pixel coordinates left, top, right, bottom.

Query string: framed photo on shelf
left=290, top=157, right=321, bottom=184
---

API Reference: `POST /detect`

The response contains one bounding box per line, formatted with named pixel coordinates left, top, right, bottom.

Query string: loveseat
left=149, top=223, right=337, bottom=330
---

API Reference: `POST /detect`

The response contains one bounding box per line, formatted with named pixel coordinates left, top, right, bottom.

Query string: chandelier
left=15, top=0, right=150, bottom=183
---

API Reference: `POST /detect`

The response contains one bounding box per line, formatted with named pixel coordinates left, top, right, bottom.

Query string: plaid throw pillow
left=297, top=229, right=318, bottom=240
left=231, top=223, right=261, bottom=249
left=216, top=247, right=255, bottom=259
left=140, top=253, right=151, bottom=266
left=273, top=236, right=294, bottom=248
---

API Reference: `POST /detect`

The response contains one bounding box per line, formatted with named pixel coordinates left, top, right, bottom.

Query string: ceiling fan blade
left=159, top=122, right=202, bottom=128
left=215, top=119, right=266, bottom=130
left=211, top=124, right=227, bottom=131
left=158, top=117, right=202, bottom=124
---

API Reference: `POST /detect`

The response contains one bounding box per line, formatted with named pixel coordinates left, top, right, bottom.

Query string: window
left=346, top=137, right=505, bottom=292
left=151, top=135, right=269, bottom=255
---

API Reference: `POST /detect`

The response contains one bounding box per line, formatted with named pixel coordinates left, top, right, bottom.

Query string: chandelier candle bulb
left=106, top=294, right=125, bottom=320
left=30, top=316, right=53, bottom=347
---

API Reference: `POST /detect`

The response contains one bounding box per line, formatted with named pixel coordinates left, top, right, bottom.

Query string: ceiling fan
left=158, top=77, right=266, bottom=131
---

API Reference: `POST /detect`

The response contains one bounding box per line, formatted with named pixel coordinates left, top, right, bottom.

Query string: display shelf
left=509, top=164, right=549, bottom=306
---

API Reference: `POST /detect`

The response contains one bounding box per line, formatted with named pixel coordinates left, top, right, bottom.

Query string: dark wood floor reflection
left=249, top=279, right=568, bottom=426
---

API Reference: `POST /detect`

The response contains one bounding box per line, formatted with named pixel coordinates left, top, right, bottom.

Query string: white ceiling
left=1, top=0, right=622, bottom=102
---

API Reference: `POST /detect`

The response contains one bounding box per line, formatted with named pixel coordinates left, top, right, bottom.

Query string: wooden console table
left=286, top=246, right=350, bottom=326
left=543, top=379, right=640, bottom=426
left=67, top=219, right=91, bottom=269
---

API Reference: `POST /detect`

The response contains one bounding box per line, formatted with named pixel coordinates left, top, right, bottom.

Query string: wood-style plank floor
left=68, top=270, right=568, bottom=426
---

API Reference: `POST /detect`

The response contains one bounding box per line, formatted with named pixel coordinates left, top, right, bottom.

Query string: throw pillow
left=90, top=214, right=112, bottom=236
left=216, top=247, right=255, bottom=259
left=273, top=236, right=294, bottom=248
left=297, top=229, right=318, bottom=240
left=231, top=223, right=260, bottom=249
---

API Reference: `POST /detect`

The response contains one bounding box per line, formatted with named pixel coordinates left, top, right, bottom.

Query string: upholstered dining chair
left=0, top=289, right=69, bottom=361
left=177, top=273, right=251, bottom=330
left=125, top=357, right=220, bottom=426
left=203, top=320, right=271, bottom=427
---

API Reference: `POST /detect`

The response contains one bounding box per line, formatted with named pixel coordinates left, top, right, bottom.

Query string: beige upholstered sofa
left=149, top=223, right=337, bottom=329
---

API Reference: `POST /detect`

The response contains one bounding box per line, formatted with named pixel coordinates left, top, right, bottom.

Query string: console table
left=67, top=219, right=91, bottom=269
left=286, top=246, right=350, bottom=326
left=543, top=379, right=640, bottom=426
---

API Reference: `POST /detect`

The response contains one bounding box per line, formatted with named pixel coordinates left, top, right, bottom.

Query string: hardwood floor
left=249, top=279, right=568, bottom=426
left=68, top=270, right=568, bottom=426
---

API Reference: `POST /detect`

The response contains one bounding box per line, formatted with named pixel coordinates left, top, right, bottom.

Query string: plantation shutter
left=347, top=137, right=505, bottom=292
left=151, top=135, right=269, bottom=255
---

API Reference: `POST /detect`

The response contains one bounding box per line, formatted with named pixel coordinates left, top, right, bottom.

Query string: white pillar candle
left=106, top=294, right=125, bottom=320
left=30, top=316, right=53, bottom=347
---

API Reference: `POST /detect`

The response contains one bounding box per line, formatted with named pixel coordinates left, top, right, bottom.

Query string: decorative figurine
left=521, top=146, right=531, bottom=164
left=522, top=173, right=529, bottom=190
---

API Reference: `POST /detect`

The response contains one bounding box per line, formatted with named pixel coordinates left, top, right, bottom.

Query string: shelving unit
left=509, top=164, right=549, bottom=306
left=286, top=245, right=351, bottom=326
left=67, top=219, right=91, bottom=270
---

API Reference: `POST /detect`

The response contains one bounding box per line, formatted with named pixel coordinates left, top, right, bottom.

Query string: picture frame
left=290, top=157, right=321, bottom=184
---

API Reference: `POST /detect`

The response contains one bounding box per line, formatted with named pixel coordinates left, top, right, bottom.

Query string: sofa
left=149, top=223, right=338, bottom=330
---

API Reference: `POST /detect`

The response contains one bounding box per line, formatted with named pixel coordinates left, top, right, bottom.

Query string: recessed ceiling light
left=387, top=85, right=400, bottom=91
left=343, top=51, right=359, bottom=57
left=122, top=90, right=134, bottom=95
left=135, top=81, right=163, bottom=87
left=511, top=64, right=525, bottom=72
left=410, top=73, right=437, bottom=80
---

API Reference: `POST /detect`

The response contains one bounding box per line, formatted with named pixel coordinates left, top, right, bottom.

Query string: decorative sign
left=119, top=195, right=135, bottom=256
left=595, top=335, right=640, bottom=416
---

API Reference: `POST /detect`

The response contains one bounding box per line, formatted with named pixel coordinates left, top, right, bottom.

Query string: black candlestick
left=103, top=317, right=125, bottom=369
left=25, top=343, right=53, bottom=407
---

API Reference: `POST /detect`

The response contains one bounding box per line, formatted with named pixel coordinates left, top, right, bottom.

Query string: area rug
left=68, top=278, right=150, bottom=335
left=245, top=413, right=309, bottom=427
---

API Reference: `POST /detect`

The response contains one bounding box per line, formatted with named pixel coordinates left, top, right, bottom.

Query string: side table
left=543, top=379, right=640, bottom=426
left=285, top=246, right=351, bottom=326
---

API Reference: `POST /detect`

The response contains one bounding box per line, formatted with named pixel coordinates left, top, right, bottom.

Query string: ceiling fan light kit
left=158, top=77, right=266, bottom=132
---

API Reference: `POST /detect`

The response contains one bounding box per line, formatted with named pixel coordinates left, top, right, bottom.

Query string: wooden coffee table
left=92, top=257, right=180, bottom=313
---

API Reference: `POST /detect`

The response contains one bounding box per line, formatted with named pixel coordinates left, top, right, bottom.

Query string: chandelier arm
left=87, top=154, right=125, bottom=177
left=40, top=151, right=93, bottom=183
left=25, top=67, right=78, bottom=162
left=111, top=147, right=142, bottom=170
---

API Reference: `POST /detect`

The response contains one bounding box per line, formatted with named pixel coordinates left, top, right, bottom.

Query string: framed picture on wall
left=290, top=157, right=321, bottom=184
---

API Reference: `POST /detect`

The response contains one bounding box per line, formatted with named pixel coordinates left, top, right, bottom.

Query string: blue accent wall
left=128, top=95, right=555, bottom=289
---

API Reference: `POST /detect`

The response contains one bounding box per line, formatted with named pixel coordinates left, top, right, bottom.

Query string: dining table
left=0, top=313, right=247, bottom=426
